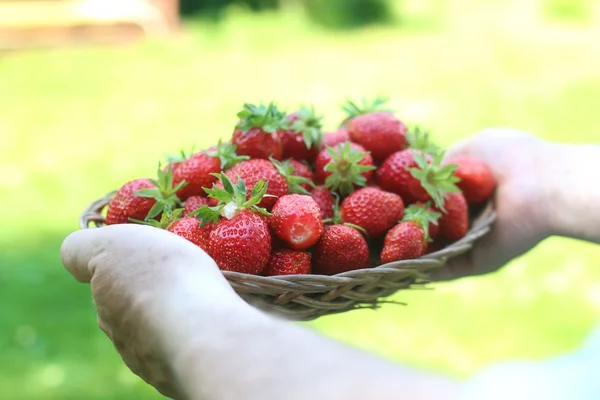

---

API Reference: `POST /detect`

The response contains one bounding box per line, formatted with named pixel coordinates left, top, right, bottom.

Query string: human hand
left=60, top=224, right=246, bottom=399
left=431, top=128, right=554, bottom=281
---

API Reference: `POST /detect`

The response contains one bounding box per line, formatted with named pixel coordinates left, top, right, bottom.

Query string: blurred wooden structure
left=0, top=0, right=179, bottom=50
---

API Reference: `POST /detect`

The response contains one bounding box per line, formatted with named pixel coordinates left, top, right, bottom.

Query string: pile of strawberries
left=104, top=98, right=496, bottom=276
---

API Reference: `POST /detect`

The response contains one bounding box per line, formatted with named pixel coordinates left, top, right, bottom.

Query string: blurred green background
left=1, top=0, right=600, bottom=398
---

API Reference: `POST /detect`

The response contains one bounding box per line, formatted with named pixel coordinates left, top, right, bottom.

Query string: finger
left=60, top=228, right=108, bottom=283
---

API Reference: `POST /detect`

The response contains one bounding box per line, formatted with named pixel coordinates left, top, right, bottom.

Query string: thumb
left=60, top=228, right=108, bottom=283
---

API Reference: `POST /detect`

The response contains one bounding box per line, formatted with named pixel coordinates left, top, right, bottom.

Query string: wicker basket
left=80, top=192, right=495, bottom=321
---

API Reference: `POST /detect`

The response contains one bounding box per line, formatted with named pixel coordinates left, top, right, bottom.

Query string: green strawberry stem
left=206, top=140, right=249, bottom=170
left=402, top=203, right=441, bottom=244
left=164, top=146, right=195, bottom=164
left=133, top=164, right=188, bottom=221
left=290, top=105, right=324, bottom=149
left=340, top=96, right=392, bottom=126
left=406, top=126, right=441, bottom=156
left=407, top=150, right=461, bottom=212
left=130, top=208, right=184, bottom=229
left=270, top=158, right=315, bottom=195
left=190, top=173, right=272, bottom=227
left=323, top=142, right=376, bottom=197
left=236, top=102, right=287, bottom=134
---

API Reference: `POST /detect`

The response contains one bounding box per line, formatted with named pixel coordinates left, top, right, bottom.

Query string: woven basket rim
left=79, top=191, right=496, bottom=282
left=79, top=191, right=495, bottom=320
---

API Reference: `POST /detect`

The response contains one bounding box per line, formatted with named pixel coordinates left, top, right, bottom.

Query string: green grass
left=2, top=3, right=600, bottom=398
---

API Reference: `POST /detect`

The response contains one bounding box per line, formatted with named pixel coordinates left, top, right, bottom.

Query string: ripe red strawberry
left=106, top=167, right=187, bottom=225
left=322, top=128, right=350, bottom=149
left=265, top=249, right=311, bottom=276
left=269, top=194, right=324, bottom=250
left=106, top=179, right=155, bottom=225
left=167, top=217, right=213, bottom=254
left=315, top=142, right=376, bottom=196
left=193, top=174, right=273, bottom=274
left=173, top=141, right=248, bottom=200
left=313, top=224, right=370, bottom=275
left=376, top=150, right=460, bottom=209
left=209, top=210, right=271, bottom=274
left=310, top=185, right=335, bottom=220
left=340, top=187, right=404, bottom=238
left=214, top=159, right=288, bottom=210
left=232, top=102, right=286, bottom=160
left=380, top=205, right=441, bottom=263
left=445, top=156, right=496, bottom=204
left=183, top=196, right=210, bottom=216
left=172, top=152, right=221, bottom=200
left=376, top=150, right=430, bottom=203
left=279, top=106, right=323, bottom=161
left=380, top=222, right=426, bottom=263
left=437, top=192, right=469, bottom=240
left=347, top=111, right=409, bottom=163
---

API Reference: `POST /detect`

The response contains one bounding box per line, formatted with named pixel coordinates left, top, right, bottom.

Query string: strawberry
left=106, top=179, right=155, bottom=225
left=173, top=141, right=248, bottom=200
left=213, top=159, right=288, bottom=210
left=322, top=128, right=350, bottom=149
left=192, top=173, right=272, bottom=274
left=315, top=142, right=376, bottom=196
left=167, top=216, right=213, bottom=254
left=340, top=187, right=404, bottom=238
left=380, top=222, right=425, bottom=263
left=269, top=194, right=324, bottom=250
left=232, top=102, right=286, bottom=160
left=313, top=224, right=370, bottom=275
left=265, top=249, right=311, bottom=276
left=310, top=185, right=335, bottom=220
left=270, top=158, right=315, bottom=195
left=209, top=210, right=271, bottom=274
left=380, top=205, right=441, bottom=263
left=346, top=111, right=409, bottom=163
left=279, top=106, right=324, bottom=161
left=445, top=156, right=496, bottom=204
left=437, top=192, right=469, bottom=240
left=106, top=166, right=187, bottom=225
left=183, top=196, right=210, bottom=216
left=376, top=150, right=460, bottom=208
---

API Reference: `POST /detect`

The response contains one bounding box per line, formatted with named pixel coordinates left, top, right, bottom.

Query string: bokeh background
left=1, top=0, right=600, bottom=398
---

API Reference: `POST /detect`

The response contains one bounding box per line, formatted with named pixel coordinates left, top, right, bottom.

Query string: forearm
left=157, top=287, right=461, bottom=400
left=541, top=141, right=600, bottom=244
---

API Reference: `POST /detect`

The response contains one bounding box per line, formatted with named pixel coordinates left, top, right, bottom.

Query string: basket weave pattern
left=80, top=192, right=495, bottom=321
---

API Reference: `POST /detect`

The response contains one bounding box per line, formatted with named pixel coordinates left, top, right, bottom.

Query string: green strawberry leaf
left=236, top=102, right=287, bottom=133
left=191, top=205, right=222, bottom=228
left=290, top=105, right=324, bottom=149
left=206, top=140, right=249, bottom=170
left=323, top=142, right=376, bottom=196
left=340, top=96, right=393, bottom=125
